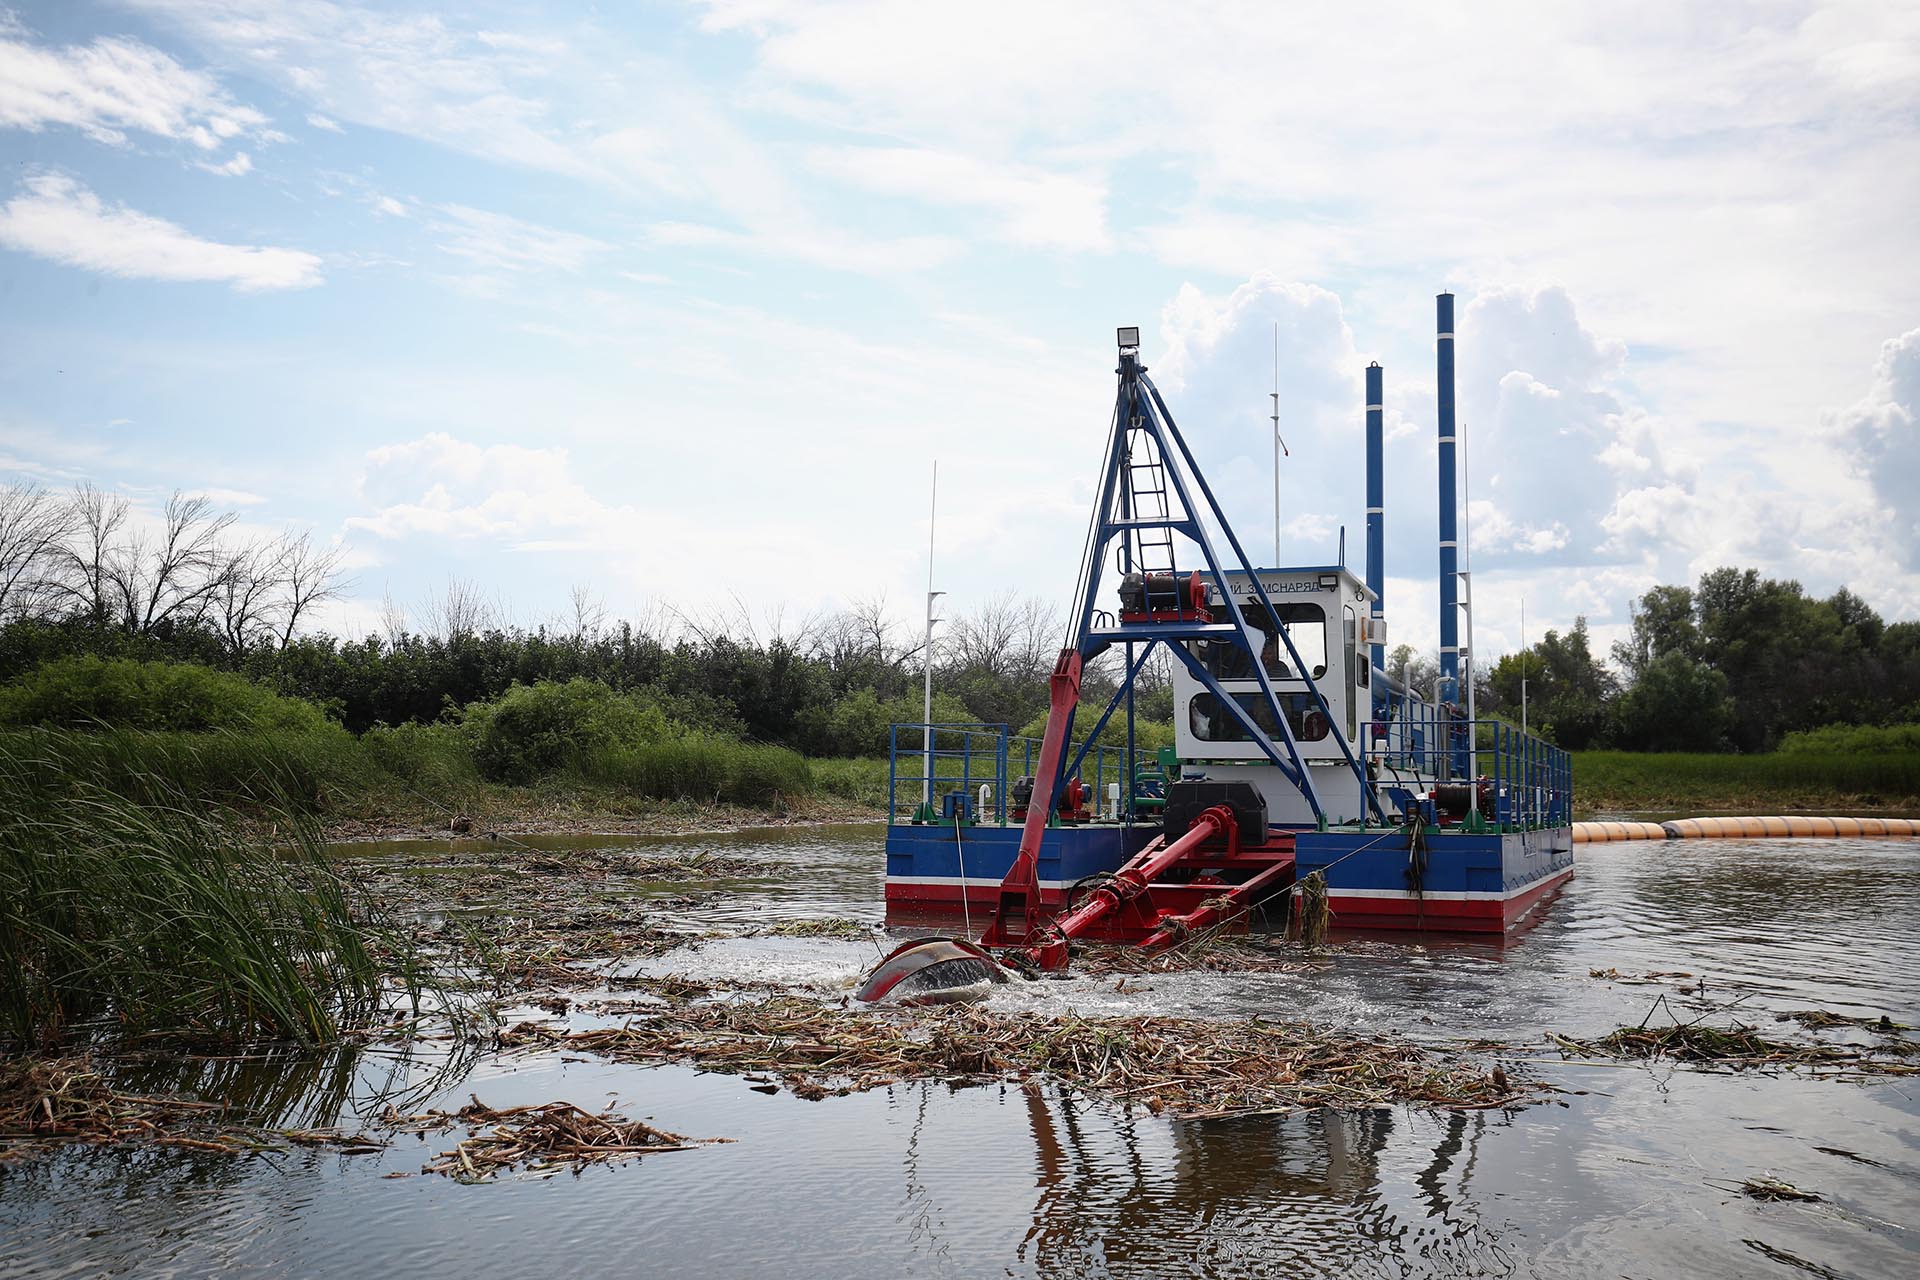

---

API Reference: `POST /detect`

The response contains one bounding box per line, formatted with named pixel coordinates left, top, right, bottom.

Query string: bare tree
left=214, top=539, right=282, bottom=656
left=0, top=483, right=76, bottom=620
left=568, top=583, right=607, bottom=639
left=276, top=532, right=344, bottom=646
left=380, top=591, right=409, bottom=646
left=423, top=576, right=493, bottom=640
left=51, top=483, right=130, bottom=627
left=101, top=491, right=236, bottom=635
left=944, top=592, right=1061, bottom=684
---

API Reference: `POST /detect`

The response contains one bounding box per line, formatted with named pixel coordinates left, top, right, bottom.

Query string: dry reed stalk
left=498, top=997, right=1532, bottom=1119
left=397, top=1096, right=720, bottom=1182
left=1, top=1056, right=388, bottom=1160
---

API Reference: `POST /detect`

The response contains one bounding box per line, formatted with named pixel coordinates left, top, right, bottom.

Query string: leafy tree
left=1611, top=651, right=1731, bottom=751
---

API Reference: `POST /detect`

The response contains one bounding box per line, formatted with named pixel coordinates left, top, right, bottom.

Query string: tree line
left=4, top=483, right=1912, bottom=755
left=1388, top=570, right=1920, bottom=752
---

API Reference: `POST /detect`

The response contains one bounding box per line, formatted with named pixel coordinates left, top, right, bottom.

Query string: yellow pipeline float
left=1572, top=816, right=1920, bottom=842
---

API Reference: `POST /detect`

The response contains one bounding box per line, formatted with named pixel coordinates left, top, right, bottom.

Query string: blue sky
left=2, top=1, right=1917, bottom=660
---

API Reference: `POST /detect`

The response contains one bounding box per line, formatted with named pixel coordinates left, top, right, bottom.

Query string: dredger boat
left=861, top=300, right=1573, bottom=1001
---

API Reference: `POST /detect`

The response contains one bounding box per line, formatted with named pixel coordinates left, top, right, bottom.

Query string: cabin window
left=1343, top=606, right=1360, bottom=739
left=1191, top=601, right=1327, bottom=681
left=1187, top=691, right=1331, bottom=743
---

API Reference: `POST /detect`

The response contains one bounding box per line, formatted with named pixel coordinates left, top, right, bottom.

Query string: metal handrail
left=886, top=722, right=1148, bottom=826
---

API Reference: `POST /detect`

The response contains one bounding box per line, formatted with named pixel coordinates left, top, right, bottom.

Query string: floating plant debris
left=499, top=997, right=1533, bottom=1119
left=1550, top=1023, right=1918, bottom=1073
left=1738, top=1176, right=1823, bottom=1203
left=394, top=1096, right=721, bottom=1183
left=767, top=918, right=873, bottom=939
left=1, top=1056, right=387, bottom=1160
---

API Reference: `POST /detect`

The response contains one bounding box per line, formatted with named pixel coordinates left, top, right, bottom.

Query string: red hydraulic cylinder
left=1137, top=857, right=1295, bottom=952
left=1016, top=805, right=1236, bottom=970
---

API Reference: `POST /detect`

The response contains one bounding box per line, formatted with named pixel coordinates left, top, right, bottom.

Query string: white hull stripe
left=1327, top=867, right=1574, bottom=903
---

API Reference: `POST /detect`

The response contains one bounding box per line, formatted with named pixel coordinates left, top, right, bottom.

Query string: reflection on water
left=3, top=825, right=1917, bottom=1279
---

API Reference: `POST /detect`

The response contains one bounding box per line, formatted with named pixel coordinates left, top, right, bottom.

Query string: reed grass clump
left=581, top=737, right=811, bottom=807
left=0, top=741, right=435, bottom=1049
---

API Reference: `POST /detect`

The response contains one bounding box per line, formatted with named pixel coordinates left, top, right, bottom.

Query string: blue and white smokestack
left=1437, top=293, right=1459, bottom=706
left=1365, top=361, right=1385, bottom=717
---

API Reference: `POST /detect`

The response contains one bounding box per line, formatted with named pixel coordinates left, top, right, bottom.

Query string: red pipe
left=1138, top=857, right=1295, bottom=952
left=1017, top=805, right=1235, bottom=969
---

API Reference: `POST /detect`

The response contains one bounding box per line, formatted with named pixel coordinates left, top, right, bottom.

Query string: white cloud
left=646, top=219, right=958, bottom=276
left=432, top=205, right=607, bottom=273
left=0, top=173, right=323, bottom=290
left=811, top=145, right=1112, bottom=251
left=305, top=111, right=342, bottom=132
left=345, top=430, right=877, bottom=602
left=1833, top=327, right=1920, bottom=569
left=0, top=27, right=269, bottom=148
left=192, top=486, right=267, bottom=506
left=196, top=150, right=252, bottom=176
left=125, top=0, right=599, bottom=178
left=371, top=194, right=408, bottom=218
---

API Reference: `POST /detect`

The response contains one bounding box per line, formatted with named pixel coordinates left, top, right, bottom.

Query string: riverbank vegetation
left=2, top=483, right=1918, bottom=826
left=0, top=750, right=441, bottom=1050
left=1571, top=749, right=1920, bottom=815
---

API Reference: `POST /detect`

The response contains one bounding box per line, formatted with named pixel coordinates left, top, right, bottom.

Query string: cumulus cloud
left=0, top=26, right=269, bottom=149
left=1150, top=274, right=1368, bottom=565
left=1833, top=327, right=1920, bottom=568
left=0, top=174, right=323, bottom=290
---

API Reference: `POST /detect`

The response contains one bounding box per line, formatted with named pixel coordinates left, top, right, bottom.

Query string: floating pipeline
left=1572, top=816, right=1920, bottom=842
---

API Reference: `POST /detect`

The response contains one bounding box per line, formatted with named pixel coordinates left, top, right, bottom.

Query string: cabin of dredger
left=1170, top=564, right=1383, bottom=827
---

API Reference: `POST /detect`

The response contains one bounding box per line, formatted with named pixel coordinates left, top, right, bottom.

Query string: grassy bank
left=1571, top=749, right=1920, bottom=815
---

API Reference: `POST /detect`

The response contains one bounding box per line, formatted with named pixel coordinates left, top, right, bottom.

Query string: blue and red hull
left=884, top=821, right=1575, bottom=934
left=884, top=823, right=1159, bottom=914
left=1294, top=827, right=1576, bottom=933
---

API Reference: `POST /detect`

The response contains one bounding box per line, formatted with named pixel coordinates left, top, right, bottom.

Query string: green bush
left=1016, top=709, right=1176, bottom=756
left=359, top=721, right=480, bottom=791
left=459, top=678, right=675, bottom=783
left=810, top=757, right=889, bottom=807
left=582, top=737, right=812, bottom=807
left=1777, top=722, right=1920, bottom=754
left=0, top=656, right=335, bottom=733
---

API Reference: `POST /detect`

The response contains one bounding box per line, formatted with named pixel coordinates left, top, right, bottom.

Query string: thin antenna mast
left=922, top=461, right=944, bottom=812
left=1271, top=322, right=1288, bottom=566
left=1520, top=596, right=1528, bottom=741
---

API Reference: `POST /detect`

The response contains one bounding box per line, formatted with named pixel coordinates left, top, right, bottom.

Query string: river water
left=3, top=825, right=1916, bottom=1279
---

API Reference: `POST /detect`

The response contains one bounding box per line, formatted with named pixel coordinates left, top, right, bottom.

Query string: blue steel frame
left=1034, top=346, right=1385, bottom=827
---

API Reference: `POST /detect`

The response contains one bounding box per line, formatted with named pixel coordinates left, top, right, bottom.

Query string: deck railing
left=886, top=722, right=1147, bottom=827
left=1371, top=717, right=1573, bottom=831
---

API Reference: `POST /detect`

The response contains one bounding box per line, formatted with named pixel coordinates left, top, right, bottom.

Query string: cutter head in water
left=854, top=937, right=1010, bottom=1004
